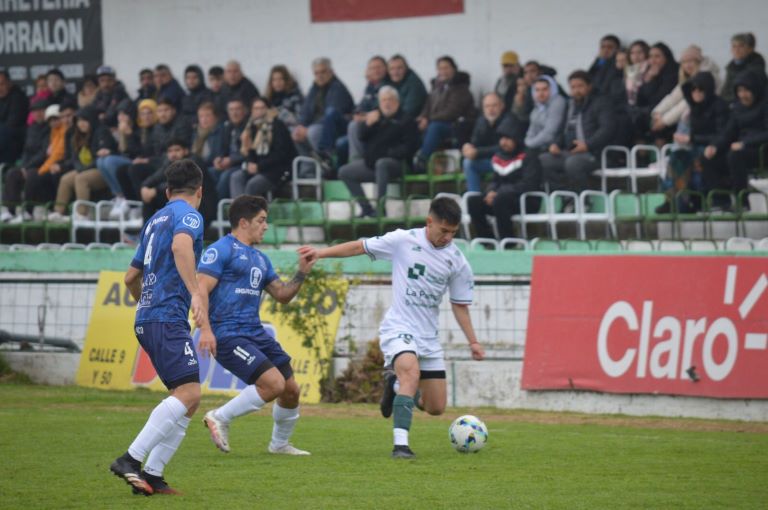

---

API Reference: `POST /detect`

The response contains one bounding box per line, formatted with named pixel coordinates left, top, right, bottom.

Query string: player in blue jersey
left=198, top=195, right=315, bottom=456
left=110, top=159, right=216, bottom=496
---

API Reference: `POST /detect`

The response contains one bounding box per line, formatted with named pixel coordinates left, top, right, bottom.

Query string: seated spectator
left=229, top=97, right=297, bottom=198
left=635, top=43, right=679, bottom=139
left=462, top=92, right=514, bottom=192
left=77, top=74, right=98, bottom=108
left=0, top=70, right=29, bottom=165
left=704, top=71, right=768, bottom=202
left=1, top=99, right=50, bottom=222
left=656, top=71, right=729, bottom=213
left=49, top=106, right=116, bottom=221
left=154, top=64, right=185, bottom=111
left=414, top=56, right=475, bottom=171
left=721, top=33, right=767, bottom=103
left=539, top=70, right=614, bottom=194
left=27, top=74, right=51, bottom=125
left=190, top=101, right=225, bottom=170
left=523, top=75, right=567, bottom=153
left=292, top=57, right=354, bottom=168
left=115, top=99, right=158, bottom=202
left=96, top=99, right=140, bottom=218
left=217, top=60, right=260, bottom=115
left=387, top=54, right=427, bottom=118
left=588, top=35, right=625, bottom=104
left=208, top=65, right=225, bottom=115
left=494, top=51, right=522, bottom=110
left=136, top=68, right=156, bottom=102
left=338, top=86, right=419, bottom=217
left=264, top=65, right=304, bottom=131
left=342, top=55, right=390, bottom=164
left=46, top=69, right=76, bottom=107
left=624, top=40, right=651, bottom=106
left=210, top=98, right=248, bottom=198
left=467, top=118, right=541, bottom=239
left=181, top=65, right=213, bottom=122
left=651, top=45, right=721, bottom=141
left=92, top=65, right=129, bottom=127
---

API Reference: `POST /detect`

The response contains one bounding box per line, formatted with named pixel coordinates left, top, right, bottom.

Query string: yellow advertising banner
left=76, top=271, right=347, bottom=403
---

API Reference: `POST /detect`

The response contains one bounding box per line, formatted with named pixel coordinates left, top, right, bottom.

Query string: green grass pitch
left=0, top=384, right=766, bottom=509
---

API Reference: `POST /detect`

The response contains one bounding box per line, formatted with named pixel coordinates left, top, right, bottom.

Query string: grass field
left=1, top=384, right=766, bottom=510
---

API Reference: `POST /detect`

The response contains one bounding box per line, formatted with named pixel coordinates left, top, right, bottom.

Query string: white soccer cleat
left=268, top=443, right=311, bottom=456
left=203, top=410, right=230, bottom=453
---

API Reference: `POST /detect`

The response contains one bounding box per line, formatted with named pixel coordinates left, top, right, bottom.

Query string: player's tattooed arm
left=266, top=251, right=316, bottom=304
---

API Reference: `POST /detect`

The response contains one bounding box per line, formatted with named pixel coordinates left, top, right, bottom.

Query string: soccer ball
left=449, top=415, right=488, bottom=453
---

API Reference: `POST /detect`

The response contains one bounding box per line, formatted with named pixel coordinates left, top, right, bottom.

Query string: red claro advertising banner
left=522, top=256, right=768, bottom=399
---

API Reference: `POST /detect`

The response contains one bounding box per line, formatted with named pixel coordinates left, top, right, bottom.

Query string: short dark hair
left=524, top=60, right=540, bottom=70
left=165, top=159, right=202, bottom=195
left=568, top=70, right=592, bottom=85
left=155, top=64, right=171, bottom=73
left=389, top=54, right=409, bottom=67
left=437, top=55, right=457, bottom=71
left=139, top=68, right=153, bottom=77
left=208, top=65, right=224, bottom=77
left=429, top=197, right=461, bottom=225
left=166, top=137, right=189, bottom=150
left=601, top=34, right=621, bottom=47
left=534, top=77, right=551, bottom=87
left=46, top=68, right=65, bottom=80
left=229, top=195, right=268, bottom=228
left=157, top=97, right=176, bottom=108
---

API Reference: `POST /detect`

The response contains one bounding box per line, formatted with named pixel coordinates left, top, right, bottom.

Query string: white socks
left=128, top=396, right=188, bottom=462
left=215, top=385, right=266, bottom=423
left=393, top=428, right=409, bottom=446
left=143, top=416, right=190, bottom=476
left=270, top=403, right=300, bottom=448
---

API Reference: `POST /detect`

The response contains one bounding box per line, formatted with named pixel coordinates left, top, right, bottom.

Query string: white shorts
left=379, top=332, right=445, bottom=372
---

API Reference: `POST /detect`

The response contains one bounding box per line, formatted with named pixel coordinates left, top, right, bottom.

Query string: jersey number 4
left=143, top=233, right=155, bottom=266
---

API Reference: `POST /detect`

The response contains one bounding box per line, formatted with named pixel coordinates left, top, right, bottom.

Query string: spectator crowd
left=1, top=32, right=767, bottom=240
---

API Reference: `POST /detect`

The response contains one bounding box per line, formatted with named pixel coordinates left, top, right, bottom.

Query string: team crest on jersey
left=182, top=213, right=200, bottom=229
left=250, top=267, right=263, bottom=289
left=411, top=245, right=422, bottom=252
left=201, top=248, right=218, bottom=264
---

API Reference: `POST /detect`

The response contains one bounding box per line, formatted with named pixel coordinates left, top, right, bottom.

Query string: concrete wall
left=4, top=352, right=80, bottom=385
left=102, top=0, right=768, bottom=102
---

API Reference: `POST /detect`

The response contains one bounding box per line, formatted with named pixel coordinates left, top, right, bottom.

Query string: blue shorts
left=215, top=334, right=292, bottom=385
left=135, top=321, right=200, bottom=389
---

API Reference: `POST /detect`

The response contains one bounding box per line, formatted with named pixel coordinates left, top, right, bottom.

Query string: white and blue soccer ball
left=449, top=415, right=488, bottom=453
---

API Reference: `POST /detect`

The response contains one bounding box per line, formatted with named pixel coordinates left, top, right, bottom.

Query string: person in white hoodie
left=523, top=75, right=567, bottom=152
left=650, top=45, right=721, bottom=140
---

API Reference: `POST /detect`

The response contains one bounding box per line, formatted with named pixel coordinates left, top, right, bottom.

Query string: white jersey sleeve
left=449, top=258, right=474, bottom=305
left=363, top=230, right=407, bottom=261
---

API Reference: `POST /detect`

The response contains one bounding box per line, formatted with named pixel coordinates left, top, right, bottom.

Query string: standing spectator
left=494, top=51, right=522, bottom=110
left=414, top=56, right=475, bottom=171
left=210, top=98, right=248, bottom=199
left=26, top=74, right=51, bottom=125
left=77, top=74, right=99, bottom=108
left=636, top=43, right=679, bottom=138
left=387, top=54, right=427, bottom=119
left=264, top=65, right=304, bottom=132
left=154, top=64, right=185, bottom=111
left=49, top=106, right=116, bottom=221
left=462, top=92, right=516, bottom=193
left=292, top=57, right=354, bottom=168
left=721, top=33, right=767, bottom=103
left=0, top=70, right=29, bottom=165
left=136, top=68, right=157, bottom=102
left=217, top=60, right=260, bottom=115
left=230, top=97, right=298, bottom=198
left=540, top=71, right=615, bottom=194
left=337, top=86, right=419, bottom=217
left=468, top=117, right=541, bottom=239
left=704, top=71, right=768, bottom=200
left=181, top=65, right=213, bottom=122
left=46, top=68, right=76, bottom=107
left=92, top=65, right=129, bottom=127
left=523, top=76, right=567, bottom=153
left=342, top=55, right=390, bottom=164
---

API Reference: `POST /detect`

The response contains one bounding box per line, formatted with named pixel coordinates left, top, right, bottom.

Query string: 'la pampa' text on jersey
left=130, top=199, right=204, bottom=324
left=197, top=234, right=279, bottom=339
left=363, top=228, right=474, bottom=339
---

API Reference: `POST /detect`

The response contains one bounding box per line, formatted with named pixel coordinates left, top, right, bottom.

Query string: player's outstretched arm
left=298, top=240, right=365, bottom=262
left=265, top=251, right=317, bottom=304
left=124, top=266, right=143, bottom=302
left=451, top=303, right=485, bottom=361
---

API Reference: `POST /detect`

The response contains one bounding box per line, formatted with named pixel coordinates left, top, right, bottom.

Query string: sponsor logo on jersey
left=407, top=263, right=426, bottom=280
left=250, top=267, right=263, bottom=289
left=235, top=288, right=261, bottom=296
left=201, top=247, right=218, bottom=264
left=411, top=245, right=422, bottom=252
left=143, top=272, right=157, bottom=286
left=182, top=213, right=201, bottom=229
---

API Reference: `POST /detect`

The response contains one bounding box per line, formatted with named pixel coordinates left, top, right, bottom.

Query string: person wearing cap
left=1, top=98, right=50, bottom=223
left=467, top=116, right=541, bottom=239
left=494, top=51, right=522, bottom=110
left=92, top=65, right=129, bottom=127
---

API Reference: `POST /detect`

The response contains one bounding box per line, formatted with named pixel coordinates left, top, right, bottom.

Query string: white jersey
left=363, top=228, right=474, bottom=340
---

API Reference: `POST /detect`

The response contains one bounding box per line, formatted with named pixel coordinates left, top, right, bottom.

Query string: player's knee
left=173, top=383, right=201, bottom=415
left=280, top=380, right=301, bottom=406
left=424, top=404, right=445, bottom=416
left=256, top=371, right=285, bottom=402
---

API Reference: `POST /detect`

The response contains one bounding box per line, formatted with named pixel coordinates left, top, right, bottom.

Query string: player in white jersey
left=299, top=197, right=484, bottom=458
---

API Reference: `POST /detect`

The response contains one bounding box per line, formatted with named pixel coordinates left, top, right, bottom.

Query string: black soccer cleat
left=391, top=445, right=416, bottom=459
left=380, top=372, right=397, bottom=418
left=135, top=471, right=181, bottom=495
left=110, top=453, right=153, bottom=496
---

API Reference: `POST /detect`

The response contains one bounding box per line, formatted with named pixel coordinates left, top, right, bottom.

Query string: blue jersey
left=130, top=199, right=204, bottom=325
left=197, top=234, right=279, bottom=339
